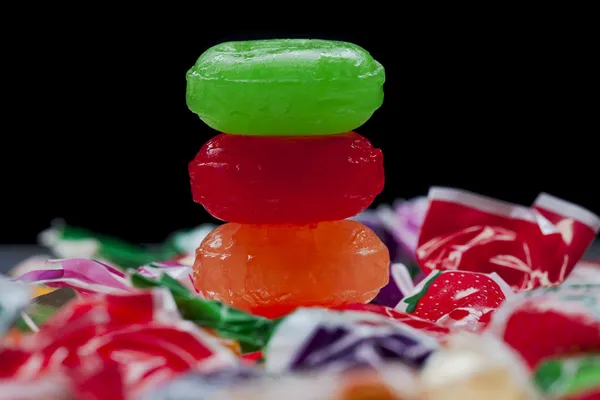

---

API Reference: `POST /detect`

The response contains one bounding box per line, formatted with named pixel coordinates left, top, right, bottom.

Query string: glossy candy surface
left=189, top=132, right=384, bottom=224
left=186, top=39, right=385, bottom=135
left=192, top=221, right=390, bottom=318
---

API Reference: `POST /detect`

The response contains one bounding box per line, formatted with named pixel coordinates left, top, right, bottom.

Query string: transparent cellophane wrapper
left=205, top=334, right=541, bottom=400
left=207, top=363, right=419, bottom=400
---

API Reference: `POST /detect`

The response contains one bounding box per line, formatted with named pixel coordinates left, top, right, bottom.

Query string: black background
left=3, top=14, right=598, bottom=244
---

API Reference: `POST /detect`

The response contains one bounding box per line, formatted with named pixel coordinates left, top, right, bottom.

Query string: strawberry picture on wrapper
left=416, top=187, right=600, bottom=291
left=397, top=270, right=513, bottom=332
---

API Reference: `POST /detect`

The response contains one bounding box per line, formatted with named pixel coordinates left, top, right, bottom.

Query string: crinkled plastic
left=332, top=303, right=449, bottom=339
left=488, top=282, right=600, bottom=368
left=567, top=260, right=600, bottom=284
left=139, top=365, right=264, bottom=400
left=136, top=262, right=196, bottom=293
left=264, top=307, right=439, bottom=373
left=0, top=279, right=31, bottom=335
left=132, top=273, right=275, bottom=352
left=0, top=290, right=237, bottom=399
left=0, top=373, right=74, bottom=400
left=207, top=363, right=418, bottom=400
left=352, top=196, right=429, bottom=307
left=533, top=354, right=600, bottom=398
left=416, top=187, right=600, bottom=291
left=370, top=263, right=416, bottom=309
left=420, top=332, right=541, bottom=400
left=13, top=258, right=134, bottom=295
left=38, top=220, right=183, bottom=269
left=397, top=270, right=514, bottom=332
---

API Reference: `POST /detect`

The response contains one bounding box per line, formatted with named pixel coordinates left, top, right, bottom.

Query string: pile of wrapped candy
left=2, top=39, right=600, bottom=399
left=2, top=189, right=599, bottom=399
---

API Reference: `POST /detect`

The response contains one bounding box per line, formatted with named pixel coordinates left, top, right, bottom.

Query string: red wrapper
left=416, top=187, right=600, bottom=291
left=488, top=282, right=600, bottom=369
left=0, top=290, right=236, bottom=399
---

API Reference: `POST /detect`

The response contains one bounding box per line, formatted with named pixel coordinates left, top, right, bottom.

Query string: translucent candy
left=189, top=132, right=384, bottom=224
left=192, top=221, right=390, bottom=318
left=186, top=39, right=385, bottom=136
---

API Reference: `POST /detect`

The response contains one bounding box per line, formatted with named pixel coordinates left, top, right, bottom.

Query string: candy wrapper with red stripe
left=0, top=289, right=238, bottom=399
left=416, top=187, right=600, bottom=291
left=264, top=307, right=440, bottom=373
left=487, top=281, right=600, bottom=369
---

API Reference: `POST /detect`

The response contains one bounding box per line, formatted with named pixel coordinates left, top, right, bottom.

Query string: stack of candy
left=186, top=39, right=390, bottom=318
left=1, top=38, right=600, bottom=399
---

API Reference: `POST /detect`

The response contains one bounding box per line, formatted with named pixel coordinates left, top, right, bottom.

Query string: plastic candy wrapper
left=11, top=288, right=77, bottom=334
left=567, top=260, right=600, bottom=284
left=352, top=196, right=429, bottom=308
left=12, top=258, right=197, bottom=298
left=132, top=273, right=275, bottom=352
left=332, top=303, right=450, bottom=339
left=207, top=363, right=419, bottom=400
left=37, top=220, right=215, bottom=270
left=136, top=260, right=195, bottom=292
left=140, top=365, right=265, bottom=400
left=0, top=373, right=74, bottom=400
left=420, top=332, right=541, bottom=400
left=13, top=258, right=134, bottom=295
left=354, top=195, right=429, bottom=263
left=0, top=279, right=30, bottom=335
left=416, top=187, right=600, bottom=291
left=533, top=354, right=600, bottom=399
left=264, top=307, right=439, bottom=373
left=488, top=282, right=600, bottom=368
left=397, top=270, right=514, bottom=332
left=0, top=290, right=238, bottom=399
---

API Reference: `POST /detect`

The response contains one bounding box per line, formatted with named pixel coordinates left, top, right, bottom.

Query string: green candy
left=186, top=39, right=385, bottom=136
left=533, top=354, right=600, bottom=397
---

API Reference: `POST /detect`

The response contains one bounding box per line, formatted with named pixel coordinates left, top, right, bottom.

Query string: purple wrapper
left=353, top=197, right=429, bottom=308
left=265, top=308, right=438, bottom=373
left=371, top=262, right=415, bottom=308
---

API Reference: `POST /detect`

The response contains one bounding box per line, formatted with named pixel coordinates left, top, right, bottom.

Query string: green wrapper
left=39, top=221, right=181, bottom=269
left=131, top=273, right=276, bottom=352
left=533, top=354, right=600, bottom=397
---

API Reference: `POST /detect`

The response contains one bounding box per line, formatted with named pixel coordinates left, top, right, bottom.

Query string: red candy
left=416, top=187, right=600, bottom=291
left=188, top=132, right=384, bottom=224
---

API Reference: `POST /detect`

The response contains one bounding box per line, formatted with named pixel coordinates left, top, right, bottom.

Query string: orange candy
left=192, top=220, right=390, bottom=318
